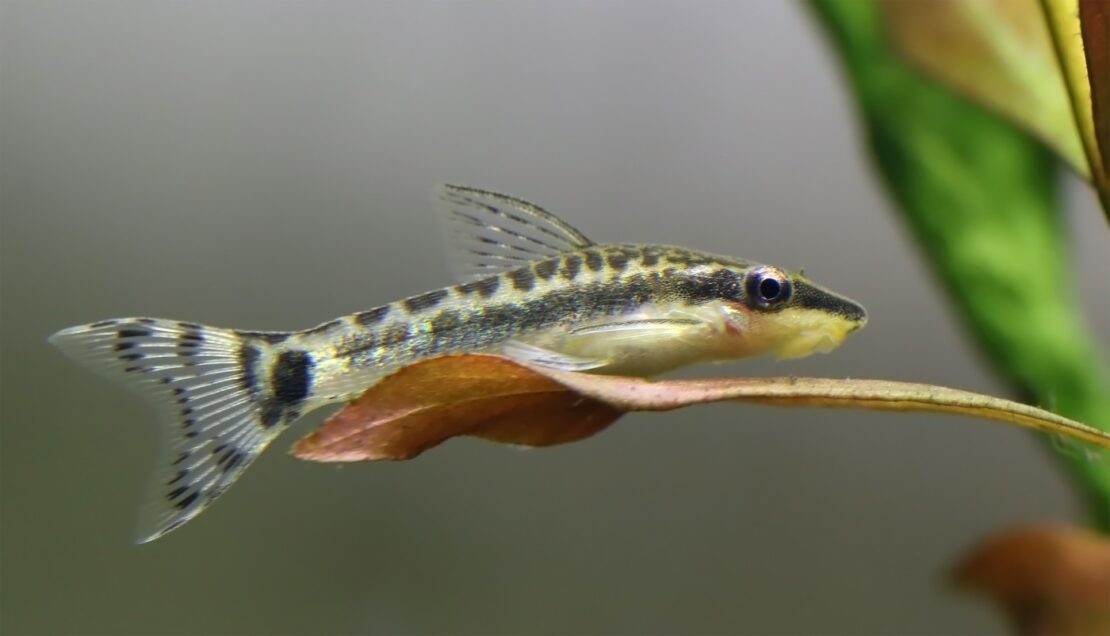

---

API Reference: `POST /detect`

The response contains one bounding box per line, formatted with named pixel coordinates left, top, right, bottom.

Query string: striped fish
left=50, top=185, right=867, bottom=541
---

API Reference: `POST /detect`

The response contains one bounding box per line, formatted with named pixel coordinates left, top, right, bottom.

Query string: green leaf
left=881, top=0, right=1088, bottom=178
left=809, top=0, right=1110, bottom=529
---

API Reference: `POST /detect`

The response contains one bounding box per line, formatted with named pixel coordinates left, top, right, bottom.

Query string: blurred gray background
left=3, top=1, right=1109, bottom=634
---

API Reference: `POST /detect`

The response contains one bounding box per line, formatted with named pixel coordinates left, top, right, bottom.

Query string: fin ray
left=568, top=318, right=702, bottom=339
left=434, top=184, right=594, bottom=282
left=49, top=318, right=293, bottom=542
left=501, top=340, right=610, bottom=372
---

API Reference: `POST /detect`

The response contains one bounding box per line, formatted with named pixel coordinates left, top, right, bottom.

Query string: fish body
left=50, top=185, right=867, bottom=541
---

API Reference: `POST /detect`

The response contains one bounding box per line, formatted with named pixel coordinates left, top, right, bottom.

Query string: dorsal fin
left=434, top=184, right=595, bottom=282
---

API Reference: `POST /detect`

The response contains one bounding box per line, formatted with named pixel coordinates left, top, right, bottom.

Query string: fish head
left=717, top=265, right=867, bottom=360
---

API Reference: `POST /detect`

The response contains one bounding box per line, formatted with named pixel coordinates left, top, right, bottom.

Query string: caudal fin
left=49, top=318, right=293, bottom=542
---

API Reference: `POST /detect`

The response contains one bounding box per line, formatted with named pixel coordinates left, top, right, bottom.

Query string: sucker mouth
left=776, top=330, right=841, bottom=359
left=771, top=311, right=863, bottom=360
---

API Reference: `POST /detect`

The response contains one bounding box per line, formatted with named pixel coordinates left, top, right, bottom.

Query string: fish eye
left=745, top=267, right=792, bottom=307
left=759, top=277, right=782, bottom=301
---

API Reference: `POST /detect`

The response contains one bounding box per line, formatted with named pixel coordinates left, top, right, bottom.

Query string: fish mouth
left=765, top=306, right=866, bottom=360
left=772, top=317, right=858, bottom=359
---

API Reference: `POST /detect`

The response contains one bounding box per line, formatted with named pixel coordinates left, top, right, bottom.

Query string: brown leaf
left=954, top=524, right=1110, bottom=635
left=1080, top=0, right=1110, bottom=210
left=292, top=354, right=1110, bottom=462
left=1038, top=0, right=1110, bottom=218
left=292, top=354, right=622, bottom=461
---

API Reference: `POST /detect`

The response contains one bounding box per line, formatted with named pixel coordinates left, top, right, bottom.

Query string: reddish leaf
left=954, top=524, right=1110, bottom=635
left=292, top=354, right=1110, bottom=462
left=293, top=354, right=621, bottom=461
left=1080, top=0, right=1110, bottom=208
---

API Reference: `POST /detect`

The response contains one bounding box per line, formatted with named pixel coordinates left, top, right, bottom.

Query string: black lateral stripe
left=404, top=289, right=448, bottom=313
left=429, top=309, right=463, bottom=334
left=335, top=332, right=378, bottom=359
left=379, top=324, right=410, bottom=348
left=466, top=274, right=660, bottom=343
left=426, top=310, right=465, bottom=353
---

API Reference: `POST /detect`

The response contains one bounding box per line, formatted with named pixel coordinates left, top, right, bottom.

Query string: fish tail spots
left=48, top=318, right=301, bottom=542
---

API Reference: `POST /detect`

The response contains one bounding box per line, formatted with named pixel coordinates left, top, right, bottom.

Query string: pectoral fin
left=505, top=317, right=714, bottom=376
left=568, top=317, right=702, bottom=340
left=501, top=340, right=610, bottom=372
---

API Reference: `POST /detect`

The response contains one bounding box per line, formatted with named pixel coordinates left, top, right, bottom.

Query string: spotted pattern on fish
left=606, top=250, right=629, bottom=272
left=239, top=343, right=261, bottom=396
left=534, top=259, right=558, bottom=280
left=584, top=249, right=604, bottom=272
left=48, top=184, right=868, bottom=544
left=323, top=253, right=754, bottom=377
left=456, top=277, right=500, bottom=298
left=404, top=289, right=448, bottom=313
left=271, top=350, right=313, bottom=407
left=379, top=324, right=410, bottom=349
left=509, top=268, right=536, bottom=291
left=561, top=254, right=582, bottom=281
left=355, top=305, right=391, bottom=326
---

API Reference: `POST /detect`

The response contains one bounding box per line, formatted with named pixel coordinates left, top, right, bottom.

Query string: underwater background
left=3, top=1, right=1109, bottom=633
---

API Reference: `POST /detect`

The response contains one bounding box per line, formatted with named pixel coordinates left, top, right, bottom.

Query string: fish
left=49, top=184, right=868, bottom=542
